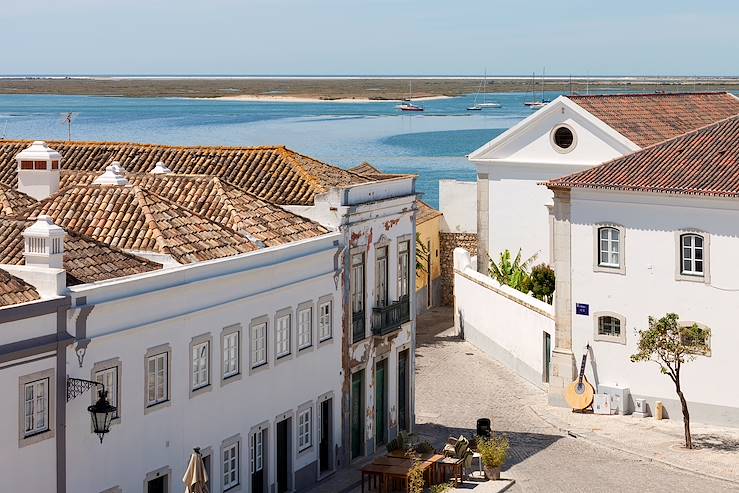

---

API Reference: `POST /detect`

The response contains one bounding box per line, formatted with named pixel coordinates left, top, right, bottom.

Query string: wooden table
left=360, top=454, right=445, bottom=492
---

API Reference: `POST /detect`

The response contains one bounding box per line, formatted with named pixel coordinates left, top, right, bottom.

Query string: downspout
left=56, top=297, right=72, bottom=493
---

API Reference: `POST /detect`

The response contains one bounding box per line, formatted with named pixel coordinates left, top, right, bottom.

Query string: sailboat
left=396, top=81, right=424, bottom=112
left=467, top=70, right=501, bottom=110
left=525, top=70, right=549, bottom=109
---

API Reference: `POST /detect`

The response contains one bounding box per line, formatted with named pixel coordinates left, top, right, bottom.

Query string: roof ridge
left=283, top=147, right=371, bottom=187
left=568, top=91, right=732, bottom=99
left=3, top=140, right=285, bottom=152
left=130, top=185, right=172, bottom=256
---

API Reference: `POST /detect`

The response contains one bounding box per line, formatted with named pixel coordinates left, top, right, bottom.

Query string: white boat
left=524, top=69, right=548, bottom=108
left=467, top=70, right=501, bottom=111
left=397, top=81, right=424, bottom=112
left=528, top=102, right=547, bottom=109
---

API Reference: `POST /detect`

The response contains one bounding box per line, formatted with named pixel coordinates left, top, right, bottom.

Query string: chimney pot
left=15, top=140, right=62, bottom=200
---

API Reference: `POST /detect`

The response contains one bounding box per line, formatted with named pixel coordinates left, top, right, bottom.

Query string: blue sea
left=0, top=91, right=570, bottom=207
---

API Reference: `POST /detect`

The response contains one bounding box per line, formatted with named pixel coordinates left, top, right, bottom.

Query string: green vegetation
left=476, top=434, right=510, bottom=468
left=489, top=249, right=537, bottom=293
left=523, top=263, right=556, bottom=304
left=630, top=313, right=711, bottom=449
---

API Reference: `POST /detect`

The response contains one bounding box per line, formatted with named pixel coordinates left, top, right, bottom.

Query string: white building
left=465, top=92, right=739, bottom=271
left=545, top=115, right=739, bottom=426
left=0, top=140, right=418, bottom=492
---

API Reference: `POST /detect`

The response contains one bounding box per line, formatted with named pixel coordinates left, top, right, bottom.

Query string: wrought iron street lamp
left=67, top=377, right=117, bottom=444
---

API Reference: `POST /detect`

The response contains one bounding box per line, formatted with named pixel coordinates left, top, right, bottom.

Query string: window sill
left=190, top=383, right=212, bottom=399
left=297, top=444, right=313, bottom=457
left=676, top=272, right=708, bottom=283
left=593, top=335, right=626, bottom=345
left=224, top=483, right=241, bottom=493
left=249, top=362, right=269, bottom=376
left=144, top=399, right=171, bottom=415
left=275, top=352, right=293, bottom=366
left=221, top=372, right=242, bottom=386
left=19, top=428, right=54, bottom=448
left=298, top=344, right=314, bottom=356
left=318, top=336, right=333, bottom=348
left=593, top=264, right=625, bottom=275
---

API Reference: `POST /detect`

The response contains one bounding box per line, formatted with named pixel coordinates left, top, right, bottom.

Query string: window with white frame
left=251, top=432, right=263, bottom=474
left=251, top=322, right=267, bottom=368
left=398, top=240, right=410, bottom=298
left=598, top=316, right=621, bottom=337
left=598, top=227, right=621, bottom=268
left=146, top=352, right=168, bottom=406
left=375, top=246, right=388, bottom=307
left=222, top=442, right=239, bottom=491
left=298, top=408, right=312, bottom=451
left=23, top=378, right=48, bottom=436
left=275, top=313, right=291, bottom=358
left=351, top=252, right=365, bottom=316
left=223, top=331, right=240, bottom=379
left=94, top=366, right=119, bottom=418
left=192, top=341, right=209, bottom=390
left=681, top=233, right=704, bottom=276
left=318, top=300, right=332, bottom=341
left=298, top=306, right=312, bottom=350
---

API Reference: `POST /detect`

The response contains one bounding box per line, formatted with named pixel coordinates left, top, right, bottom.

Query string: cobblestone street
left=414, top=307, right=739, bottom=493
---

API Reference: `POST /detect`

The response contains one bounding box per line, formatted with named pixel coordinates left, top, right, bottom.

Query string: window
left=598, top=227, right=620, bottom=268
left=681, top=233, right=704, bottom=276
left=24, top=379, right=48, bottom=437
left=551, top=124, right=577, bottom=152
left=351, top=252, right=365, bottom=342
left=222, top=442, right=240, bottom=491
left=146, top=351, right=168, bottom=407
left=398, top=240, right=410, bottom=299
left=680, top=322, right=711, bottom=356
left=298, top=305, right=312, bottom=350
left=94, top=366, right=119, bottom=419
left=297, top=407, right=312, bottom=451
left=251, top=432, right=263, bottom=474
left=375, top=246, right=388, bottom=307
left=223, top=330, right=240, bottom=379
left=251, top=322, right=267, bottom=368
left=192, top=341, right=210, bottom=391
left=275, top=313, right=291, bottom=359
left=318, top=299, right=332, bottom=342
left=593, top=313, right=626, bottom=344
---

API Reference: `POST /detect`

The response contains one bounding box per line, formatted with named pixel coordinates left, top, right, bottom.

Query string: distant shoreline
left=189, top=94, right=452, bottom=103
left=0, top=77, right=737, bottom=100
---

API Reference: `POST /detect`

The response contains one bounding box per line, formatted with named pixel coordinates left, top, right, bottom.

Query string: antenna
left=1, top=119, right=7, bottom=140
left=62, top=112, right=76, bottom=142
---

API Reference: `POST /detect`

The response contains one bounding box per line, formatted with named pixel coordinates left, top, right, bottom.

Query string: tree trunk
left=676, top=387, right=692, bottom=449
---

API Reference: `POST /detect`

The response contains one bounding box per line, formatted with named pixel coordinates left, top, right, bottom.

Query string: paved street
left=413, top=307, right=738, bottom=493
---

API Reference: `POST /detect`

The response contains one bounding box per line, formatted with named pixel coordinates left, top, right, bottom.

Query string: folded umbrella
left=183, top=447, right=209, bottom=493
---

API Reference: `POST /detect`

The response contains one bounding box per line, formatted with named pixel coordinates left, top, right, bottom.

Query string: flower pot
left=484, top=465, right=501, bottom=480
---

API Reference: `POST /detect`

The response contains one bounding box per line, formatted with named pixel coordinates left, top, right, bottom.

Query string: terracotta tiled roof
left=0, top=219, right=161, bottom=285
left=0, top=183, right=37, bottom=216
left=0, top=268, right=40, bottom=306
left=568, top=92, right=739, bottom=147
left=546, top=115, right=739, bottom=197
left=349, top=162, right=383, bottom=176
left=58, top=171, right=328, bottom=246
left=23, top=184, right=257, bottom=264
left=0, top=141, right=370, bottom=206
left=416, top=200, right=443, bottom=224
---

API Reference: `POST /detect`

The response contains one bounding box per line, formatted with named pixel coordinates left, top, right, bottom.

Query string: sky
left=1, top=0, right=737, bottom=76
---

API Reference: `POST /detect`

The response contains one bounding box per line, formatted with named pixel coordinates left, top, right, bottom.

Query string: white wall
left=439, top=180, right=476, bottom=233
left=1, top=354, right=57, bottom=493
left=569, top=189, right=739, bottom=424
left=453, top=248, right=554, bottom=388
left=64, top=234, right=344, bottom=493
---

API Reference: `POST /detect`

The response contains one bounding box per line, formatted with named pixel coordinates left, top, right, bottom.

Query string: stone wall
left=439, top=232, right=477, bottom=305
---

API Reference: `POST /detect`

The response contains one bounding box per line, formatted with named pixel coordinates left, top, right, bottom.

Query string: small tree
left=415, top=233, right=429, bottom=275
left=524, top=263, right=555, bottom=304
left=630, top=313, right=710, bottom=449
left=489, top=249, right=537, bottom=293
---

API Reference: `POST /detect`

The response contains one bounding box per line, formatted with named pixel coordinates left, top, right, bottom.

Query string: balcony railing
left=372, top=297, right=410, bottom=336
left=352, top=311, right=365, bottom=343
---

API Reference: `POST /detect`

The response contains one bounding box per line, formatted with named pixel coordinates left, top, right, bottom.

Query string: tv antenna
left=62, top=112, right=77, bottom=141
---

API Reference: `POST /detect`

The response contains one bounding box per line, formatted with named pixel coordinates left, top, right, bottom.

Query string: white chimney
left=150, top=161, right=172, bottom=174
left=15, top=141, right=62, bottom=200
left=23, top=215, right=65, bottom=269
left=93, top=163, right=129, bottom=186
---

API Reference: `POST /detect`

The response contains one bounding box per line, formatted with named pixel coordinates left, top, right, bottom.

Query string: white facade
left=64, top=233, right=343, bottom=493
left=468, top=96, right=638, bottom=266
left=566, top=189, right=739, bottom=426
left=438, top=180, right=477, bottom=234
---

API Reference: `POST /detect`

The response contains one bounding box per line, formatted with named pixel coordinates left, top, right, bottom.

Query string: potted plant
left=476, top=434, right=509, bottom=480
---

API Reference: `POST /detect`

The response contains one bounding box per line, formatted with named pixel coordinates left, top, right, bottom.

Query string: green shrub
left=476, top=434, right=509, bottom=468
left=430, top=482, right=455, bottom=493
left=525, top=263, right=555, bottom=304
left=414, top=440, right=434, bottom=455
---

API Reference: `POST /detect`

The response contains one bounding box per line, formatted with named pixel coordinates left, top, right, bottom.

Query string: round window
left=553, top=126, right=575, bottom=149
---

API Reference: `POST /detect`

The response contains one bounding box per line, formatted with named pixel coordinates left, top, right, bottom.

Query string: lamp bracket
left=66, top=377, right=102, bottom=402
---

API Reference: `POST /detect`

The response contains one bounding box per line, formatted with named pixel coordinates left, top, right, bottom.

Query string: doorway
left=351, top=370, right=365, bottom=460
left=251, top=429, right=267, bottom=493
left=147, top=475, right=167, bottom=493
left=276, top=418, right=292, bottom=493
left=375, top=359, right=387, bottom=446
left=543, top=331, right=551, bottom=383
left=319, top=398, right=333, bottom=474
left=398, top=350, right=409, bottom=433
